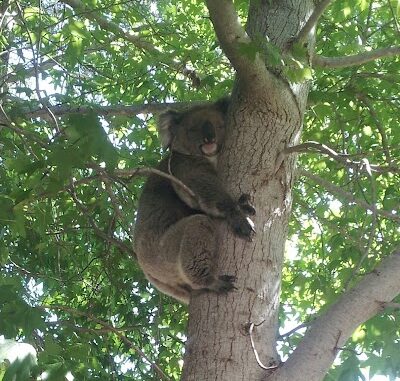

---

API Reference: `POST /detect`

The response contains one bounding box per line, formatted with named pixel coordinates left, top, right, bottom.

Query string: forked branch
left=269, top=249, right=400, bottom=381
left=291, top=0, right=334, bottom=47
left=204, top=0, right=273, bottom=91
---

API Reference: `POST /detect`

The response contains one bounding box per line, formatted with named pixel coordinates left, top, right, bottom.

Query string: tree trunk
left=181, top=1, right=314, bottom=380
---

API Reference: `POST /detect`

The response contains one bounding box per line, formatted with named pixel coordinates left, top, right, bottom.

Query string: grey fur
left=134, top=99, right=255, bottom=303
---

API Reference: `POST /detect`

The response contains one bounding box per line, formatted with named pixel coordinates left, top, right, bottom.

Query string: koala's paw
left=213, top=275, right=237, bottom=293
left=231, top=215, right=256, bottom=241
left=238, top=194, right=256, bottom=216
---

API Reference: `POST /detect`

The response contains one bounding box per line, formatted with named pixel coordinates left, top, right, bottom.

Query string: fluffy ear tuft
left=214, top=97, right=230, bottom=115
left=157, top=110, right=181, bottom=149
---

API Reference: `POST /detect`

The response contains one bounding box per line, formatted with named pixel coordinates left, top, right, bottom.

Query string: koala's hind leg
left=145, top=272, right=190, bottom=304
left=174, top=214, right=236, bottom=295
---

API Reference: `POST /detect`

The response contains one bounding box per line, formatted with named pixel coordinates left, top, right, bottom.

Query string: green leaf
left=2, top=355, right=38, bottom=381
left=0, top=196, right=14, bottom=222
left=41, top=362, right=68, bottom=381
left=0, top=245, right=10, bottom=265
left=237, top=41, right=259, bottom=61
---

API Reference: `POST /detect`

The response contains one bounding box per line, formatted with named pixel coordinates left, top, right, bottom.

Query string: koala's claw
left=232, top=216, right=256, bottom=241
left=215, top=274, right=237, bottom=293
left=200, top=275, right=236, bottom=297
left=238, top=193, right=256, bottom=216
left=219, top=274, right=237, bottom=283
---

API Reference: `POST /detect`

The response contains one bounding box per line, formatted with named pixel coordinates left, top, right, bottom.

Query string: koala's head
left=158, top=98, right=229, bottom=158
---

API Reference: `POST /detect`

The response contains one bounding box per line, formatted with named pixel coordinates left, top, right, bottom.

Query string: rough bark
left=181, top=1, right=314, bottom=380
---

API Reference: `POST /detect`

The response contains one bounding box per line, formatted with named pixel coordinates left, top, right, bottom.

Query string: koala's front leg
left=238, top=193, right=256, bottom=216
left=172, top=170, right=256, bottom=240
left=216, top=198, right=255, bottom=240
left=178, top=215, right=236, bottom=296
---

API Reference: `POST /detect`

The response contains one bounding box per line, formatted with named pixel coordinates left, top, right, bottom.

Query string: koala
left=133, top=98, right=255, bottom=304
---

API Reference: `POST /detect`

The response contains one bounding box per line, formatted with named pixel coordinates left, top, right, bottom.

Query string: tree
left=0, top=0, right=399, bottom=380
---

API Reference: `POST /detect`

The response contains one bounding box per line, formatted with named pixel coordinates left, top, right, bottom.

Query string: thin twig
left=344, top=161, right=378, bottom=290
left=279, top=321, right=312, bottom=340
left=15, top=1, right=60, bottom=132
left=276, top=141, right=399, bottom=174
left=299, top=169, right=400, bottom=222
left=51, top=319, right=142, bottom=334
left=8, top=260, right=63, bottom=282
left=335, top=346, right=362, bottom=355
left=115, top=167, right=196, bottom=199
left=0, top=110, right=49, bottom=148
left=35, top=165, right=197, bottom=213
left=60, top=0, right=199, bottom=85
left=356, top=93, right=392, bottom=164
left=387, top=0, right=400, bottom=33
left=41, top=304, right=171, bottom=381
left=378, top=301, right=400, bottom=310
left=0, top=108, right=41, bottom=160
left=88, top=163, right=129, bottom=226
left=5, top=42, right=115, bottom=83
left=67, top=187, right=134, bottom=257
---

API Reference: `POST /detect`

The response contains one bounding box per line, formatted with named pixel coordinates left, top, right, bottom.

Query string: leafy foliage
left=0, top=0, right=399, bottom=380
left=280, top=2, right=400, bottom=379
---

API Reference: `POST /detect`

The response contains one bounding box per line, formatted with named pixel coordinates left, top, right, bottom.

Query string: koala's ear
left=214, top=97, right=230, bottom=115
left=157, top=110, right=182, bottom=149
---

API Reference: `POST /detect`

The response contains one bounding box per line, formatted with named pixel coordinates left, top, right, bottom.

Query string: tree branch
left=278, top=321, right=313, bottom=340
left=204, top=0, right=271, bottom=89
left=269, top=249, right=400, bottom=381
left=5, top=42, right=113, bottom=83
left=277, top=141, right=399, bottom=174
left=0, top=114, right=49, bottom=148
left=291, top=0, right=333, bottom=47
left=61, top=0, right=156, bottom=52
left=41, top=304, right=171, bottom=381
left=60, top=0, right=200, bottom=85
left=299, top=169, right=400, bottom=222
left=6, top=57, right=59, bottom=83
left=114, top=167, right=196, bottom=199
left=343, top=168, right=378, bottom=291
left=356, top=93, right=392, bottom=164
left=15, top=2, right=60, bottom=132
left=42, top=166, right=197, bottom=258
left=9, top=259, right=63, bottom=283
left=25, top=101, right=206, bottom=120
left=67, top=186, right=134, bottom=257
left=313, top=46, right=400, bottom=68
left=35, top=165, right=197, bottom=208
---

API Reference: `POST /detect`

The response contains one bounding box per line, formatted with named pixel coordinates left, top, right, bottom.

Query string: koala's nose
left=202, top=121, right=216, bottom=143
